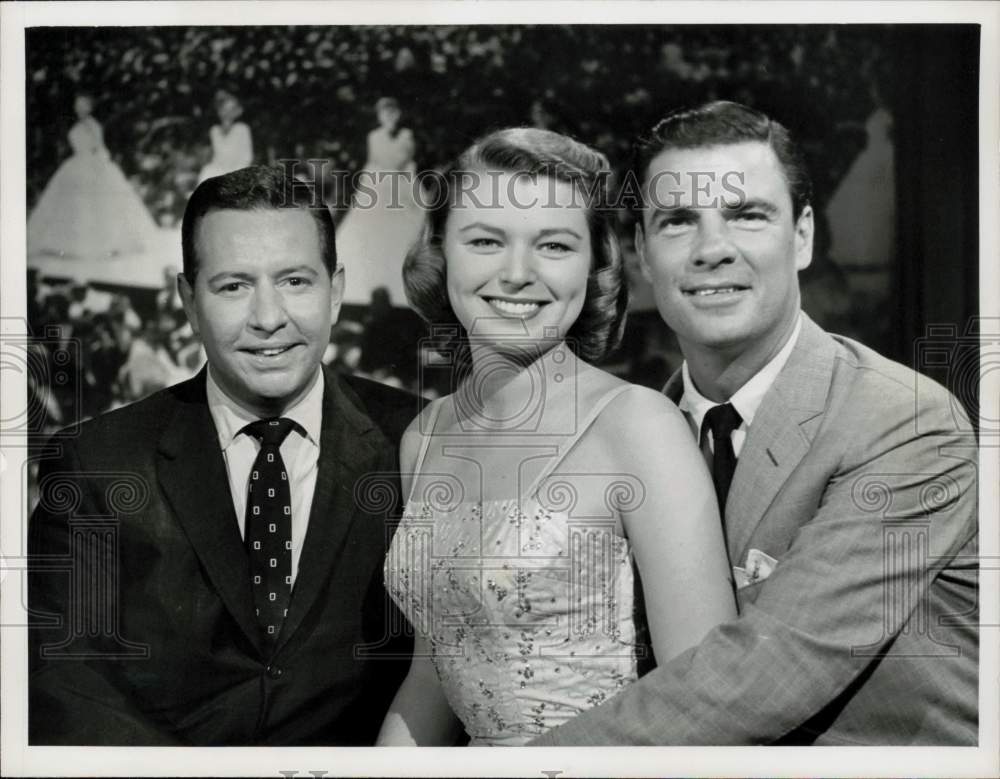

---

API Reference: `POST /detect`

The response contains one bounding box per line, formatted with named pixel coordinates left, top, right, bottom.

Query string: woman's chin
left=467, top=337, right=563, bottom=367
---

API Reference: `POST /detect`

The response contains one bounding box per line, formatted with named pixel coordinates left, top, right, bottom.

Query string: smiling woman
left=443, top=171, right=591, bottom=356
left=405, top=128, right=626, bottom=373
left=377, top=128, right=737, bottom=746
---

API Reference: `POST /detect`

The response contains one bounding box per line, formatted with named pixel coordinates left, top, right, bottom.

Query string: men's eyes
left=652, top=210, right=770, bottom=232
left=656, top=214, right=695, bottom=232
left=731, top=209, right=770, bottom=224
left=213, top=277, right=312, bottom=293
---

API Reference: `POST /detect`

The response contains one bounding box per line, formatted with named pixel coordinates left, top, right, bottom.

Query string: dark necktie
left=242, top=417, right=298, bottom=643
left=703, top=403, right=743, bottom=515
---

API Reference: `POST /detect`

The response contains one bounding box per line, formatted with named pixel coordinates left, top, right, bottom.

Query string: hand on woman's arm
left=377, top=634, right=464, bottom=745
left=614, top=389, right=737, bottom=663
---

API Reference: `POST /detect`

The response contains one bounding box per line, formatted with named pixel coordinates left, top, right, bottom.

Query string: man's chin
left=227, top=373, right=317, bottom=416
left=674, top=323, right=754, bottom=354
left=250, top=380, right=309, bottom=404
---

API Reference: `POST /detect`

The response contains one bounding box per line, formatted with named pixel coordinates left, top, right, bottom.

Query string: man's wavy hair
left=632, top=100, right=813, bottom=222
left=403, top=127, right=628, bottom=367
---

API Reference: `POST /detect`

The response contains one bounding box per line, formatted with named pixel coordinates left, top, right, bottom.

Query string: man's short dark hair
left=181, top=164, right=337, bottom=281
left=632, top=100, right=813, bottom=221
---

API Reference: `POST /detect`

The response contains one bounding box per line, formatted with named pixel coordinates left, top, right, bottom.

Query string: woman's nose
left=498, top=245, right=537, bottom=287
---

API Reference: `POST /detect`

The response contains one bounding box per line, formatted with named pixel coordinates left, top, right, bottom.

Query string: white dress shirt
left=679, top=314, right=802, bottom=458
left=206, top=367, right=323, bottom=587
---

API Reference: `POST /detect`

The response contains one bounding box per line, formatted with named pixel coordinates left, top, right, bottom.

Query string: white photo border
left=2, top=2, right=997, bottom=777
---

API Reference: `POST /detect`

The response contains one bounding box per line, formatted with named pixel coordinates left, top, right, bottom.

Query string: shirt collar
left=206, top=366, right=324, bottom=450
left=679, top=313, right=802, bottom=435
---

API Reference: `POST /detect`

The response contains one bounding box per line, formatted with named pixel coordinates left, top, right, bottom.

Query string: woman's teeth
left=489, top=298, right=542, bottom=315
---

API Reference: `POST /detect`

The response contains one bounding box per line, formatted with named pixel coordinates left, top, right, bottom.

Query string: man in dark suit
left=534, top=101, right=978, bottom=745
left=29, top=165, right=422, bottom=745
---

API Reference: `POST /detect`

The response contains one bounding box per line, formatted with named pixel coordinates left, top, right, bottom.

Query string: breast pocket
left=736, top=577, right=768, bottom=610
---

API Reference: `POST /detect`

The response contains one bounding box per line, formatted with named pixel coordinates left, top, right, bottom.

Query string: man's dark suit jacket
left=28, top=366, right=424, bottom=745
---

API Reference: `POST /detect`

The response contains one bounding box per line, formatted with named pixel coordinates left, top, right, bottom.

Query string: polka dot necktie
left=703, top=402, right=743, bottom=516
left=242, top=417, right=298, bottom=643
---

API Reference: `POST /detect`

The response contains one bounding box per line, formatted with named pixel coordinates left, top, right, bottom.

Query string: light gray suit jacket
left=534, top=314, right=978, bottom=745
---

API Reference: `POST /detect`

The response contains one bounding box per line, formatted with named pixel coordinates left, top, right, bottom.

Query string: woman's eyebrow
left=457, top=222, right=505, bottom=235
left=537, top=227, right=583, bottom=240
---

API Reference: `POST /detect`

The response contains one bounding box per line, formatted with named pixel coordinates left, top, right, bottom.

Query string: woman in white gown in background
left=197, top=91, right=253, bottom=182
left=336, top=97, right=426, bottom=305
left=27, top=94, right=160, bottom=259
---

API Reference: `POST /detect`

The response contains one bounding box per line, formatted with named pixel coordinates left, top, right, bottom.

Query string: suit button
left=266, top=664, right=283, bottom=680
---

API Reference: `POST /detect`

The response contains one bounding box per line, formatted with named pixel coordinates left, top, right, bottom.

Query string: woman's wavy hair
left=403, top=127, right=628, bottom=366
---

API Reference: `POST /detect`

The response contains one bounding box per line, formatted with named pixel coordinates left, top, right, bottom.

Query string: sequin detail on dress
left=385, top=386, right=644, bottom=746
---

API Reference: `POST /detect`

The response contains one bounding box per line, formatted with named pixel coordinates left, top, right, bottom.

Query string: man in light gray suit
left=534, top=101, right=978, bottom=745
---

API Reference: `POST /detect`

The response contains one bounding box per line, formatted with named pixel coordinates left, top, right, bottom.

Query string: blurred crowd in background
left=25, top=24, right=903, bottom=446
left=27, top=25, right=893, bottom=225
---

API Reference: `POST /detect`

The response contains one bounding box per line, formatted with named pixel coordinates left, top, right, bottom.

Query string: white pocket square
left=733, top=548, right=779, bottom=590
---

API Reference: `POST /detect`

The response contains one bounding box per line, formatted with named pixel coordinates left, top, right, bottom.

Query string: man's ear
left=329, top=265, right=345, bottom=324
left=794, top=205, right=814, bottom=272
left=177, top=273, right=200, bottom=336
left=634, top=222, right=652, bottom=283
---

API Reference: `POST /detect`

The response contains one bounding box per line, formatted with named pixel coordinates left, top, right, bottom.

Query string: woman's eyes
left=467, top=237, right=502, bottom=248
left=464, top=238, right=575, bottom=254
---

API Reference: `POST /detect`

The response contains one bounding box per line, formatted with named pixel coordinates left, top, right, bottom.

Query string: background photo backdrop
left=23, top=24, right=981, bottom=492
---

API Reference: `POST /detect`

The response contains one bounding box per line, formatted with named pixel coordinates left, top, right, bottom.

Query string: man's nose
left=498, top=245, right=537, bottom=288
left=691, top=214, right=738, bottom=268
left=248, top=283, right=288, bottom=332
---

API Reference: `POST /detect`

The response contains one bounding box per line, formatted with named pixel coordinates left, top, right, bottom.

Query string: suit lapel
left=156, top=370, right=263, bottom=654
left=726, top=316, right=835, bottom=562
left=663, top=316, right=836, bottom=563
left=276, top=368, right=387, bottom=653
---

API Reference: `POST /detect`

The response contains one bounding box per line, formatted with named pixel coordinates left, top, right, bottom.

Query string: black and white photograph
left=1, top=1, right=997, bottom=776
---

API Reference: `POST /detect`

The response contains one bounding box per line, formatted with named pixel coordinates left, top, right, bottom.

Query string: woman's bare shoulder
left=585, top=376, right=690, bottom=456
left=400, top=397, right=446, bottom=472
left=575, top=366, right=681, bottom=422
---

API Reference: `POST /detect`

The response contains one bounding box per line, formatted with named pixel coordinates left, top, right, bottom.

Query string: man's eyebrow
left=276, top=265, right=320, bottom=276
left=207, top=270, right=255, bottom=284
left=648, top=205, right=700, bottom=220
left=726, top=198, right=779, bottom=214
left=205, top=266, right=320, bottom=285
